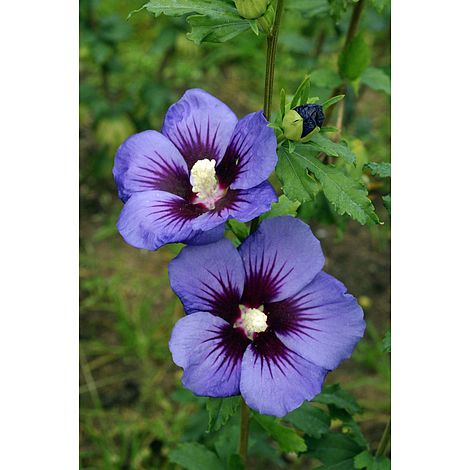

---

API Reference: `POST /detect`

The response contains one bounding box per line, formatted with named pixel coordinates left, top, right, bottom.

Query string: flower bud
left=282, top=104, right=325, bottom=142
left=234, top=0, right=269, bottom=19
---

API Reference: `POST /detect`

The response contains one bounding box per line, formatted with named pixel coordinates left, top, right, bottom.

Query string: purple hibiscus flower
left=113, top=89, right=278, bottom=251
left=168, top=216, right=365, bottom=417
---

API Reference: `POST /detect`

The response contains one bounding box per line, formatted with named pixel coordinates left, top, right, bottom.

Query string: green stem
left=325, top=0, right=366, bottom=123
left=375, top=418, right=391, bottom=457
left=253, top=0, right=285, bottom=234
left=263, top=0, right=285, bottom=120
left=239, top=398, right=250, bottom=464
left=345, top=0, right=366, bottom=45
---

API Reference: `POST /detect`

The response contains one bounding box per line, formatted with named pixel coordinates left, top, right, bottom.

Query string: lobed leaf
left=227, top=219, right=250, bottom=243
left=314, top=384, right=362, bottom=416
left=361, top=67, right=391, bottom=95
left=288, top=145, right=380, bottom=225
left=283, top=403, right=330, bottom=439
left=206, top=396, right=240, bottom=432
left=354, top=450, right=391, bottom=470
left=260, top=195, right=301, bottom=221
left=364, top=162, right=391, bottom=178
left=310, top=133, right=356, bottom=164
left=169, top=442, right=223, bottom=470
left=276, top=145, right=321, bottom=203
left=311, top=432, right=366, bottom=466
left=144, top=0, right=237, bottom=17
left=383, top=194, right=391, bottom=214
left=187, top=14, right=251, bottom=44
left=254, top=414, right=307, bottom=453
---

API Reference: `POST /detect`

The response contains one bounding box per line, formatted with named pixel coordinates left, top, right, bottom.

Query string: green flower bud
left=234, top=0, right=269, bottom=19
left=256, top=4, right=274, bottom=33
left=282, top=109, right=304, bottom=141
left=282, top=104, right=325, bottom=142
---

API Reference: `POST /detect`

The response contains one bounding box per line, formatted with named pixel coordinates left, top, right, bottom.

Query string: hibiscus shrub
left=80, top=0, right=390, bottom=468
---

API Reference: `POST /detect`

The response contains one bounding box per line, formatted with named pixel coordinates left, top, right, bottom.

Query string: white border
left=393, top=0, right=469, bottom=467
left=0, top=0, right=78, bottom=467
left=0, top=0, right=469, bottom=467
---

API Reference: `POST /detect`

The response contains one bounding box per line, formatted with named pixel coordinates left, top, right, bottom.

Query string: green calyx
left=282, top=109, right=321, bottom=142
left=282, top=109, right=303, bottom=141
left=256, top=4, right=274, bottom=33
left=234, top=0, right=270, bottom=19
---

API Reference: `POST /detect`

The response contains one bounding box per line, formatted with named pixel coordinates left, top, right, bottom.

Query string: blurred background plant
left=80, top=0, right=390, bottom=468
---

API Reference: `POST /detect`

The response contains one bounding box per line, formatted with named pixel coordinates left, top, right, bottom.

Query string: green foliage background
left=80, top=0, right=390, bottom=468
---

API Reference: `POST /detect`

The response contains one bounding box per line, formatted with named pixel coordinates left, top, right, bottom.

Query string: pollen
left=190, top=159, right=224, bottom=209
left=236, top=305, right=268, bottom=340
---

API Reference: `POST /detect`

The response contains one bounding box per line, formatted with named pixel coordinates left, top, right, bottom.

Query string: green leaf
left=322, top=94, right=345, bottom=110
left=382, top=330, right=391, bottom=353
left=310, top=69, right=342, bottom=89
left=248, top=19, right=259, bottom=35
left=169, top=443, right=223, bottom=470
left=254, top=414, right=307, bottom=453
left=144, top=1, right=251, bottom=44
left=276, top=145, right=321, bottom=203
left=320, top=126, right=340, bottom=133
left=280, top=88, right=286, bottom=118
left=369, top=0, right=390, bottom=13
left=354, top=450, right=391, bottom=470
left=361, top=67, right=391, bottom=95
left=285, top=0, right=330, bottom=17
left=382, top=194, right=391, bottom=214
left=187, top=14, right=251, bottom=44
left=317, top=460, right=357, bottom=470
left=291, top=75, right=311, bottom=108
left=227, top=219, right=249, bottom=243
left=338, top=34, right=371, bottom=81
left=364, top=162, right=391, bottom=178
left=354, top=450, right=374, bottom=468
left=260, top=195, right=301, bottom=221
left=341, top=417, right=369, bottom=449
left=289, top=145, right=380, bottom=225
left=228, top=454, right=245, bottom=470
left=288, top=138, right=296, bottom=153
left=145, top=0, right=237, bottom=17
left=206, top=397, right=240, bottom=432
left=284, top=403, right=330, bottom=438
left=311, top=432, right=365, bottom=466
left=214, top=424, right=239, bottom=465
left=314, top=384, right=362, bottom=415
left=310, top=133, right=356, bottom=164
left=328, top=0, right=356, bottom=21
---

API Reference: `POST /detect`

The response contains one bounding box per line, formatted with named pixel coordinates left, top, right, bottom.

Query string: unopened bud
left=234, top=0, right=269, bottom=19
left=282, top=104, right=325, bottom=142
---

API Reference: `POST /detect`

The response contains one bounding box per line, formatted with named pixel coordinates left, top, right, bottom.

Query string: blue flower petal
left=113, top=130, right=190, bottom=203
left=162, top=89, right=238, bottom=169
left=239, top=216, right=325, bottom=304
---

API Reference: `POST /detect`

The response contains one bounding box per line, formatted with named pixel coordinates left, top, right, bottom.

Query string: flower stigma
left=189, top=159, right=225, bottom=209
left=234, top=305, right=268, bottom=340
